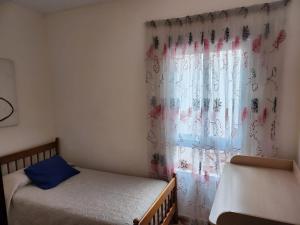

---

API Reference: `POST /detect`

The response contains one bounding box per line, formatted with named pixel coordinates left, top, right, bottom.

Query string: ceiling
left=7, top=0, right=109, bottom=13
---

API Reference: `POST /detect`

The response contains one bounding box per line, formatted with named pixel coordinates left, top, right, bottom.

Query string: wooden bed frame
left=0, top=138, right=178, bottom=225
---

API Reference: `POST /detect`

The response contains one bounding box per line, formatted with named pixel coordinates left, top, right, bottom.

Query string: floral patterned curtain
left=145, top=1, right=287, bottom=224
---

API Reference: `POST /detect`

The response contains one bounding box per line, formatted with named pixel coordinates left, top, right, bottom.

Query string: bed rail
left=133, top=174, right=178, bottom=225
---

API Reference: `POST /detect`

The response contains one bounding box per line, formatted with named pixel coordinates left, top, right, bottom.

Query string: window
left=171, top=49, right=243, bottom=175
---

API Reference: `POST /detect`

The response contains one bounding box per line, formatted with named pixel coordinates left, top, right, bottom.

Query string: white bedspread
left=5, top=168, right=167, bottom=225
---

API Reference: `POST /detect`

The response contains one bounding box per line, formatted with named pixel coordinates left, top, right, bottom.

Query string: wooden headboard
left=0, top=138, right=59, bottom=175
left=0, top=138, right=59, bottom=225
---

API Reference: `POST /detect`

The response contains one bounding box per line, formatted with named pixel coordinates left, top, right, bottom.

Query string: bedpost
left=0, top=173, right=8, bottom=225
left=55, top=137, right=60, bottom=155
left=172, top=173, right=179, bottom=224
left=133, top=218, right=140, bottom=225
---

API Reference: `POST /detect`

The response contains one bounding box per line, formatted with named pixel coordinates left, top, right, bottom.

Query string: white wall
left=46, top=0, right=300, bottom=176
left=0, top=2, right=55, bottom=156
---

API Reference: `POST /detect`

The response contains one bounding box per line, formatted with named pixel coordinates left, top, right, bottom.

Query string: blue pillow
left=24, top=155, right=80, bottom=190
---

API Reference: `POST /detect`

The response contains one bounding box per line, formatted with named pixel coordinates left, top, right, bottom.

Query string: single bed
left=0, top=138, right=178, bottom=225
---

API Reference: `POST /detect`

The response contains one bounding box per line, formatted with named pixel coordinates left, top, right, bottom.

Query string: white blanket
left=3, top=168, right=167, bottom=225
left=3, top=169, right=30, bottom=214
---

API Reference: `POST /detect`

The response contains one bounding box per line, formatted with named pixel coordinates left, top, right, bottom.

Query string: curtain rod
left=146, top=0, right=290, bottom=28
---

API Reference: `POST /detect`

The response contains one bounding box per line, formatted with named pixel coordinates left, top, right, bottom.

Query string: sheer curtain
left=145, top=2, right=287, bottom=224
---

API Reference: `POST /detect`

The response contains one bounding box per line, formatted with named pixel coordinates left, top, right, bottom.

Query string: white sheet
left=3, top=169, right=30, bottom=214
left=5, top=168, right=167, bottom=225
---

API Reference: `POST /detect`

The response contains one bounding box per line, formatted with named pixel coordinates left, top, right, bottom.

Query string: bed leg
left=172, top=210, right=179, bottom=224
left=0, top=174, right=8, bottom=225
left=172, top=174, right=179, bottom=224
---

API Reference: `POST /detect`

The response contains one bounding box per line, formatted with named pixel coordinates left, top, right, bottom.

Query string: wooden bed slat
left=164, top=205, right=176, bottom=225
left=160, top=204, right=163, bottom=222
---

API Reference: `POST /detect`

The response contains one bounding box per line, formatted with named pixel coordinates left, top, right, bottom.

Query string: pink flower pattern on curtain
left=145, top=2, right=287, bottom=224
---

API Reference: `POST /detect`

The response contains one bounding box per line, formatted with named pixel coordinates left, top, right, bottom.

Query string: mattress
left=7, top=168, right=167, bottom=225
